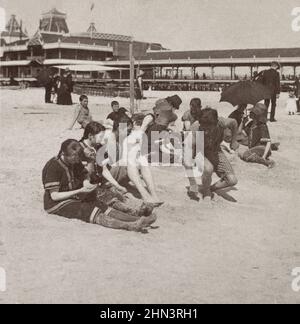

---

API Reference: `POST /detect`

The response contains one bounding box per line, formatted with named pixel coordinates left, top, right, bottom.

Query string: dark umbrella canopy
left=220, top=81, right=272, bottom=106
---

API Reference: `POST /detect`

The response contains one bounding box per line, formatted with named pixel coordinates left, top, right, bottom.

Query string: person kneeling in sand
left=42, top=139, right=156, bottom=232
left=185, top=108, right=238, bottom=202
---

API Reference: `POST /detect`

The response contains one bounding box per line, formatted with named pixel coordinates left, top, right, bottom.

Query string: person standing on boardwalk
left=254, top=61, right=281, bottom=122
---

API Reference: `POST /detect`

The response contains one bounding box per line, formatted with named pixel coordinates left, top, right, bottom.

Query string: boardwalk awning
left=0, top=60, right=31, bottom=67
left=53, top=64, right=127, bottom=71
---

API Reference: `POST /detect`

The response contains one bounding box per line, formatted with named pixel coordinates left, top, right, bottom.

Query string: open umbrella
left=220, top=81, right=272, bottom=106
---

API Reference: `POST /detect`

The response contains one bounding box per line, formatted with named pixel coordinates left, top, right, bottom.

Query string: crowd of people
left=44, top=68, right=74, bottom=106
left=43, top=99, right=280, bottom=233
left=42, top=61, right=295, bottom=233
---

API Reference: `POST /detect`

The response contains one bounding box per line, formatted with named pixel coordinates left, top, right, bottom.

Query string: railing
left=73, top=83, right=130, bottom=98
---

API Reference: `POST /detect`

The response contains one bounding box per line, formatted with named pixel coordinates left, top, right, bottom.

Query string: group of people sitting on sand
left=42, top=93, right=278, bottom=232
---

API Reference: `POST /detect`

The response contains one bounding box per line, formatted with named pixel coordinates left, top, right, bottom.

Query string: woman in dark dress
left=57, top=69, right=73, bottom=105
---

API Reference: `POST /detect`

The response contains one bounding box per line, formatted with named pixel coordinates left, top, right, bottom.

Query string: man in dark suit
left=256, top=62, right=281, bottom=122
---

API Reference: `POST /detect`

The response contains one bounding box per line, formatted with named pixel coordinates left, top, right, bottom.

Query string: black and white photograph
left=0, top=0, right=299, bottom=306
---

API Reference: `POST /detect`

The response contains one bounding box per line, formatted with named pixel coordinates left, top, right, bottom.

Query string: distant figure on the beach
left=68, top=95, right=92, bottom=130
left=254, top=61, right=281, bottom=122
left=44, top=73, right=54, bottom=104
left=57, top=68, right=73, bottom=105
left=294, top=76, right=300, bottom=112
left=135, top=70, right=145, bottom=111
left=239, top=104, right=275, bottom=168
left=42, top=139, right=155, bottom=232
left=286, top=89, right=297, bottom=115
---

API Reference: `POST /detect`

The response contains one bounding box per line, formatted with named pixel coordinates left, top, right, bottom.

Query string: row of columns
left=152, top=65, right=300, bottom=80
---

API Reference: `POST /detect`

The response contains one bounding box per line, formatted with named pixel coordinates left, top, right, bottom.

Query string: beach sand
left=0, top=88, right=299, bottom=304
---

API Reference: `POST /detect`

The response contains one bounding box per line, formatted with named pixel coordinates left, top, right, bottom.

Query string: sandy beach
left=0, top=87, right=299, bottom=304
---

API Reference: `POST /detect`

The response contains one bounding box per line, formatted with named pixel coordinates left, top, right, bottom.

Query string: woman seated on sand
left=238, top=104, right=275, bottom=168
left=80, top=122, right=156, bottom=217
left=68, top=95, right=93, bottom=130
left=42, top=139, right=156, bottom=233
left=81, top=116, right=163, bottom=207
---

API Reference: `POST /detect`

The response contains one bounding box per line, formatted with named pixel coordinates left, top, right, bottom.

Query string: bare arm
left=50, top=185, right=96, bottom=202
left=262, top=141, right=271, bottom=160
left=102, top=165, right=126, bottom=192
left=222, top=118, right=239, bottom=150
left=141, top=115, right=154, bottom=132
left=68, top=106, right=80, bottom=130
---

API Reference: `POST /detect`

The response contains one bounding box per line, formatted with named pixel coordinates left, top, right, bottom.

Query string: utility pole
left=129, top=38, right=135, bottom=115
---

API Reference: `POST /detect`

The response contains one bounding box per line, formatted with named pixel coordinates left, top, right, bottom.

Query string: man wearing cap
left=239, top=103, right=275, bottom=168
left=255, top=61, right=281, bottom=122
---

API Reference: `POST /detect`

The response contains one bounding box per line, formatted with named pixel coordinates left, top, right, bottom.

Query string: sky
left=0, top=0, right=299, bottom=50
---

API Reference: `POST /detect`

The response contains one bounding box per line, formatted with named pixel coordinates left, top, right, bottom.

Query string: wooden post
left=129, top=40, right=135, bottom=115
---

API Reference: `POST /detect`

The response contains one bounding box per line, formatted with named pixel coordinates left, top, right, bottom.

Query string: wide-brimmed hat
left=166, top=95, right=182, bottom=110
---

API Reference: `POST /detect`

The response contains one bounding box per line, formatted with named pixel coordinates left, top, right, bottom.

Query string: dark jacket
left=294, top=77, right=300, bottom=97
left=259, top=69, right=281, bottom=95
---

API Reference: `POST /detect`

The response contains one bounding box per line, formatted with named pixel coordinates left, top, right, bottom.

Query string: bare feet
left=138, top=202, right=155, bottom=216
left=141, top=213, right=158, bottom=228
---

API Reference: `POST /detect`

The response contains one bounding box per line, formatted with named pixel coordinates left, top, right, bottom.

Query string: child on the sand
left=239, top=104, right=275, bottom=168
left=68, top=95, right=92, bottom=130
left=42, top=139, right=156, bottom=232
left=286, top=90, right=297, bottom=115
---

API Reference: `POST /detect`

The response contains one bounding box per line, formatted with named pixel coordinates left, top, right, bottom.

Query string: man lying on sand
left=42, top=139, right=156, bottom=232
